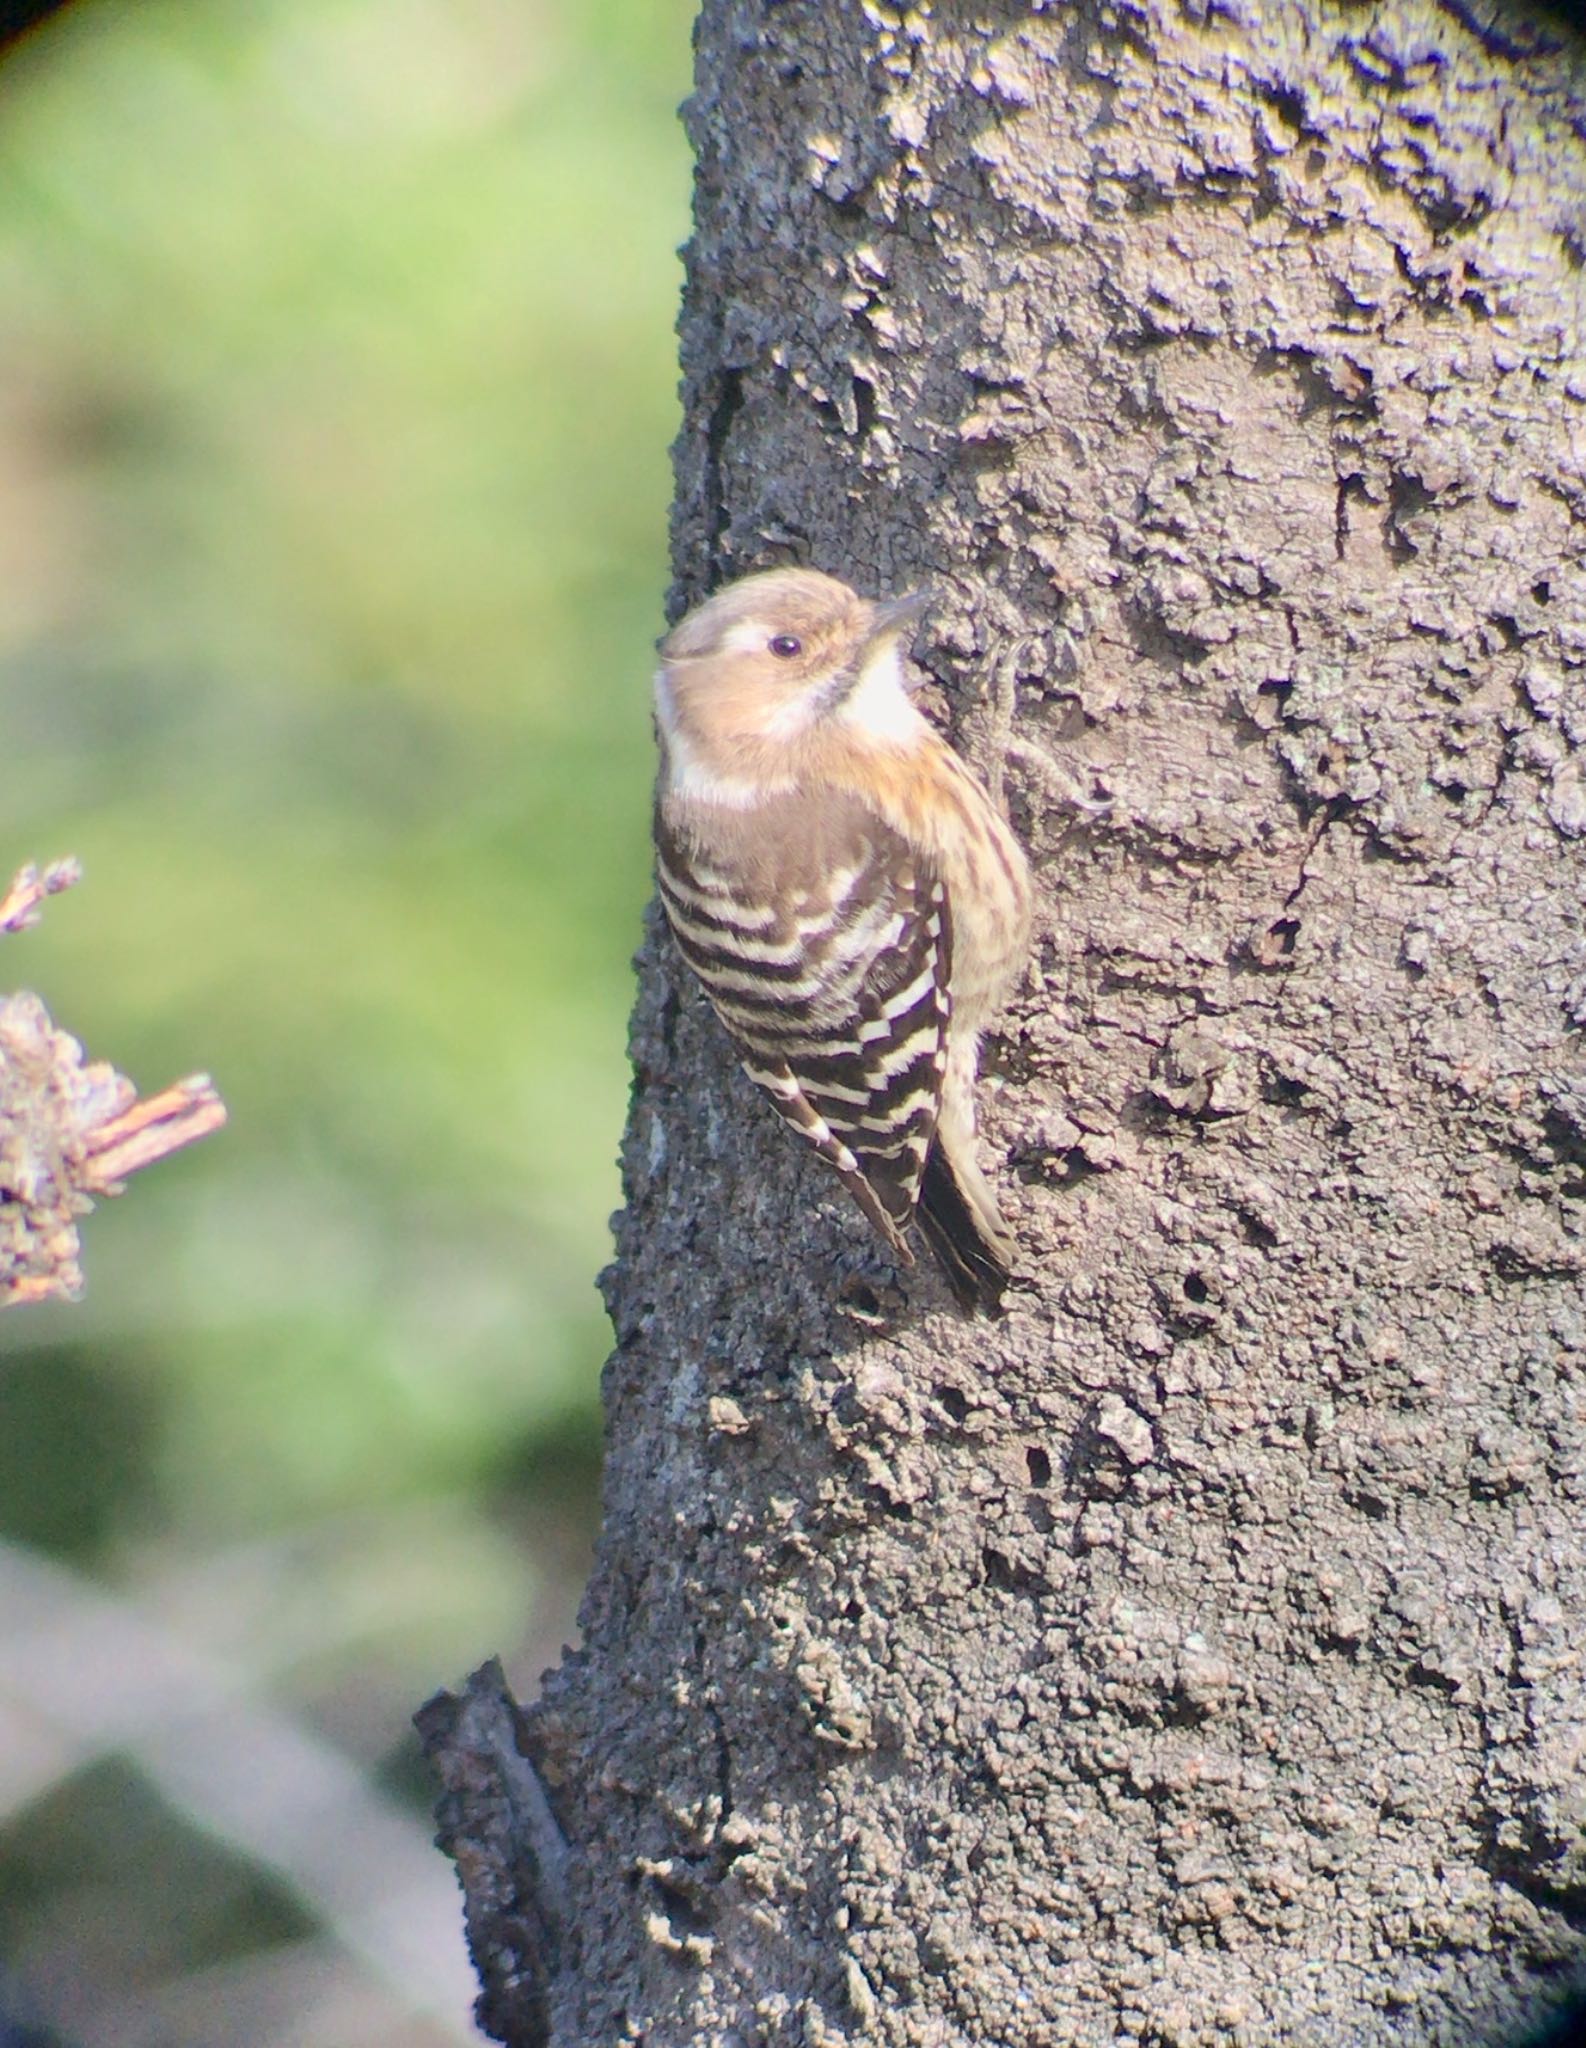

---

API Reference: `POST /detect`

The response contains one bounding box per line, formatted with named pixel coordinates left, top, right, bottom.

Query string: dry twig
left=0, top=858, right=227, bottom=1307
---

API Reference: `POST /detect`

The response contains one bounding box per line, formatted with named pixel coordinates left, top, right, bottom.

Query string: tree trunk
left=423, top=3, right=1586, bottom=2040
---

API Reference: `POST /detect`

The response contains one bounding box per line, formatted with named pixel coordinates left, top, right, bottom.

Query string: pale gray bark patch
left=427, top=3, right=1586, bottom=2041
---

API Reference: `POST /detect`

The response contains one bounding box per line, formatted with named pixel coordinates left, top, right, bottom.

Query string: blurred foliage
left=0, top=0, right=694, bottom=2037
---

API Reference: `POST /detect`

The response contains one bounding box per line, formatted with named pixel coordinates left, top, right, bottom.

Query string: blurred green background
left=0, top=0, right=694, bottom=2039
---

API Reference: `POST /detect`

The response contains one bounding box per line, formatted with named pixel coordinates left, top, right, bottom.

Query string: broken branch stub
left=0, top=860, right=227, bottom=1309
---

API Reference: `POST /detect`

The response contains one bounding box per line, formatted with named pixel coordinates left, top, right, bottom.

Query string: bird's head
left=655, top=567, right=929, bottom=794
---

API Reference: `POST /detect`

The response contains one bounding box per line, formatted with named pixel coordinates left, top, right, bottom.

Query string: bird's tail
left=917, top=1138, right=1015, bottom=1314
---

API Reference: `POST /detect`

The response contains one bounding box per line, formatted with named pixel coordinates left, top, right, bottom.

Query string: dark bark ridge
left=429, top=4, right=1586, bottom=2042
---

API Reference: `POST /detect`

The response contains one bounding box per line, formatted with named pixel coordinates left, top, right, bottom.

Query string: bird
left=652, top=566, right=1033, bottom=1310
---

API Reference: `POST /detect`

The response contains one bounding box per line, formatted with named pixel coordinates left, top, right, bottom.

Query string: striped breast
left=654, top=790, right=952, bottom=1256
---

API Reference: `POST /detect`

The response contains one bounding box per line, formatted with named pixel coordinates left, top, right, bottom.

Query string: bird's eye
left=767, top=634, right=802, bottom=659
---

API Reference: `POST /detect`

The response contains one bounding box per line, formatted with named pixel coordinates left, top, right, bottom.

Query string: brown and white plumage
left=653, top=567, right=1032, bottom=1309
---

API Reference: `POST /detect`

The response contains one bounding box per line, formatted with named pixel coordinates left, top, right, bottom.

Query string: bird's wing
left=655, top=793, right=952, bottom=1255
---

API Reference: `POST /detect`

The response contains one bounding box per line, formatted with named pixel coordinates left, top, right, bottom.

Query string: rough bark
left=427, top=3, right=1586, bottom=2041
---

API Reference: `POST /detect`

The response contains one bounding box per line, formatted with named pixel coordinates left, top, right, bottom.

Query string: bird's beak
left=814, top=587, right=932, bottom=720
left=864, top=588, right=931, bottom=648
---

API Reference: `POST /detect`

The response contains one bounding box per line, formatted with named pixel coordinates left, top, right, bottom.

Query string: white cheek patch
left=663, top=737, right=766, bottom=808
left=839, top=640, right=926, bottom=746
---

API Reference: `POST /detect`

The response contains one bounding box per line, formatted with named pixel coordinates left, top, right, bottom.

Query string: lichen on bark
left=427, top=4, right=1586, bottom=2042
